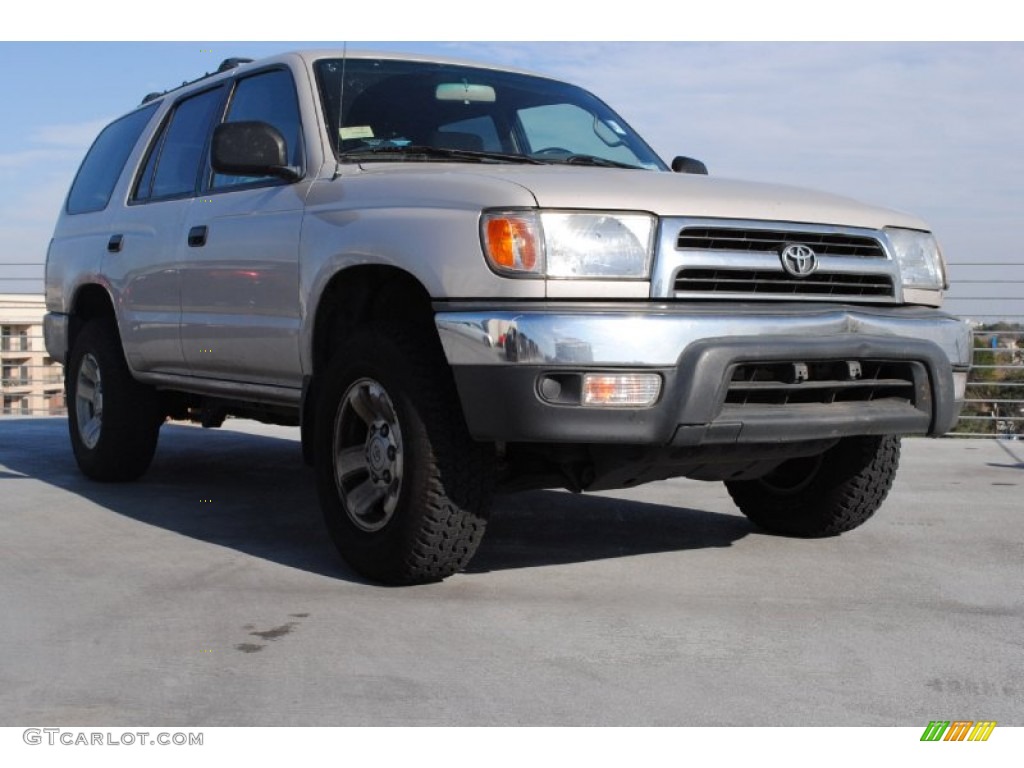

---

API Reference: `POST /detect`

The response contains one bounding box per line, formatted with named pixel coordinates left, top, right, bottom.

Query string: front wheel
left=725, top=435, right=901, bottom=537
left=314, top=325, right=494, bottom=585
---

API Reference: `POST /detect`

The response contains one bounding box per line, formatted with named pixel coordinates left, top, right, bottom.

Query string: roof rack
left=217, top=57, right=253, bottom=73
left=140, top=57, right=254, bottom=105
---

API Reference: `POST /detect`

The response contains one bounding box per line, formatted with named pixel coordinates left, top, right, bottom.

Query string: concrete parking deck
left=1, top=417, right=1021, bottom=725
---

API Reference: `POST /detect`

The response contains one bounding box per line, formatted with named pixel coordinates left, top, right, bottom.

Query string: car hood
left=353, top=162, right=929, bottom=231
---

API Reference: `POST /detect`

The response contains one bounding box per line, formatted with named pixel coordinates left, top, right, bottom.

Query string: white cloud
left=454, top=43, right=1022, bottom=250
left=32, top=118, right=109, bottom=149
left=0, top=119, right=101, bottom=274
left=9, top=1, right=1024, bottom=41
left=447, top=41, right=1023, bottom=318
left=0, top=173, right=75, bottom=276
left=4, top=41, right=1020, bottom=316
left=0, top=147, right=81, bottom=169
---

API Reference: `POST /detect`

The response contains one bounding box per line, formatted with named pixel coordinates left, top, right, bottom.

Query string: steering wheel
left=532, top=147, right=574, bottom=156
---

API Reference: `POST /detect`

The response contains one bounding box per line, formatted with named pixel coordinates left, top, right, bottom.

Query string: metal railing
left=943, top=260, right=1023, bottom=439
left=948, top=330, right=1024, bottom=439
left=2, top=273, right=1022, bottom=430
left=1, top=337, right=31, bottom=352
left=0, top=329, right=67, bottom=416
left=0, top=262, right=44, bottom=295
left=5, top=330, right=1022, bottom=429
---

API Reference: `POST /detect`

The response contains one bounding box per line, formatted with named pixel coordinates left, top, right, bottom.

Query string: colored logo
left=920, top=720, right=996, bottom=741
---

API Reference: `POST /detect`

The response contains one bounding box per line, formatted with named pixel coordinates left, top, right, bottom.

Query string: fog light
left=582, top=373, right=661, bottom=407
left=953, top=371, right=967, bottom=401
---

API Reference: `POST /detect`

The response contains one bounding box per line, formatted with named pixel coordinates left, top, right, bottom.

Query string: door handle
left=188, top=225, right=208, bottom=247
left=107, top=234, right=123, bottom=253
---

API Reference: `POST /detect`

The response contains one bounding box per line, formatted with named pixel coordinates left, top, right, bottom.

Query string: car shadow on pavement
left=1, top=417, right=350, bottom=577
left=1, top=418, right=753, bottom=583
left=473, top=490, right=751, bottom=573
left=988, top=439, right=1024, bottom=470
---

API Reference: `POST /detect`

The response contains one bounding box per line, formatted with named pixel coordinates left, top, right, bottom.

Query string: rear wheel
left=725, top=435, right=901, bottom=537
left=67, top=318, right=162, bottom=481
left=314, top=324, right=494, bottom=584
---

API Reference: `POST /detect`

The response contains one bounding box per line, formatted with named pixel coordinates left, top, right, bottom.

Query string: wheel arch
left=67, top=283, right=118, bottom=359
left=301, top=265, right=440, bottom=465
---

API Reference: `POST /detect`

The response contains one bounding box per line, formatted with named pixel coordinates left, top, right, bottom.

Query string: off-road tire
left=67, top=318, right=162, bottom=481
left=314, top=324, right=494, bottom=585
left=725, top=435, right=901, bottom=537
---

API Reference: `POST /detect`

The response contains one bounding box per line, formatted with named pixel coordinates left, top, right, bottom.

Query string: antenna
left=333, top=42, right=348, bottom=178
left=339, top=42, right=348, bottom=132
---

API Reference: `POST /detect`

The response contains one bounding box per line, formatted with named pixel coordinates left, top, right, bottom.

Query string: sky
left=0, top=33, right=1021, bottom=321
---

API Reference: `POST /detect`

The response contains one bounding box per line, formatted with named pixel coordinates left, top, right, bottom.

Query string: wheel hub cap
left=75, top=353, right=104, bottom=450
left=366, top=422, right=399, bottom=483
left=332, top=379, right=404, bottom=532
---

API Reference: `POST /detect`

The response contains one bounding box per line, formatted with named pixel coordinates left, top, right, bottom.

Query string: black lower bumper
left=451, top=334, right=962, bottom=446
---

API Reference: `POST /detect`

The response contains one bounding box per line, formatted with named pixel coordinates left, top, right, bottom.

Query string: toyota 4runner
left=44, top=50, right=972, bottom=584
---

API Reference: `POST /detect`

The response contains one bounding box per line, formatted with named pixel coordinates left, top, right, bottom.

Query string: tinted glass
left=132, top=118, right=165, bottom=202
left=66, top=104, right=157, bottom=214
left=518, top=103, right=646, bottom=165
left=314, top=58, right=666, bottom=170
left=150, top=87, right=224, bottom=199
left=212, top=69, right=302, bottom=188
left=436, top=115, right=501, bottom=152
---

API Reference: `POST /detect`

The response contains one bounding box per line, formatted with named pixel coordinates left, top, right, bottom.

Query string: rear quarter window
left=66, top=104, right=157, bottom=215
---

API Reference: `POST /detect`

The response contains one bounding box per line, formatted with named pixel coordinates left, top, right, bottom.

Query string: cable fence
left=0, top=262, right=45, bottom=295
left=2, top=262, right=1022, bottom=431
left=943, top=261, right=1023, bottom=439
left=947, top=329, right=1024, bottom=439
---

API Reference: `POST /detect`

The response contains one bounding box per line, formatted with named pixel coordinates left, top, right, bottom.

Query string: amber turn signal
left=482, top=213, right=543, bottom=275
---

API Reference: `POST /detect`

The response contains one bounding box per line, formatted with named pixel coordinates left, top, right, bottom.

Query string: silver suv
left=45, top=50, right=971, bottom=584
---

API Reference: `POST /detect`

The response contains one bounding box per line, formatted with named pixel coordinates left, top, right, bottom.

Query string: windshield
left=314, top=57, right=667, bottom=170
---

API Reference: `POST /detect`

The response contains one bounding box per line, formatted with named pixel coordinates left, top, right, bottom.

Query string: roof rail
left=218, top=57, right=253, bottom=73
left=139, top=57, right=254, bottom=105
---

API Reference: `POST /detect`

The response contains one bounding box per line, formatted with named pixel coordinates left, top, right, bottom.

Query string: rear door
left=109, top=85, right=227, bottom=375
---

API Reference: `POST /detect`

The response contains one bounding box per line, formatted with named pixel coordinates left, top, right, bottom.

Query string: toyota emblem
left=780, top=243, right=818, bottom=277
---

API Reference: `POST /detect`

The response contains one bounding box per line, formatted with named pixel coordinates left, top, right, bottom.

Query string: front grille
left=725, top=360, right=919, bottom=406
left=674, top=268, right=894, bottom=297
left=677, top=227, right=886, bottom=258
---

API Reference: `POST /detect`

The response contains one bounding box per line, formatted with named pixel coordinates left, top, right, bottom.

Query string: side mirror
left=212, top=121, right=301, bottom=182
left=671, top=155, right=708, bottom=175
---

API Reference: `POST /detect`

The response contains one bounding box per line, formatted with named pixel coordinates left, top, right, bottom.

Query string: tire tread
left=726, top=435, right=901, bottom=537
left=67, top=318, right=161, bottom=482
left=315, top=322, right=493, bottom=585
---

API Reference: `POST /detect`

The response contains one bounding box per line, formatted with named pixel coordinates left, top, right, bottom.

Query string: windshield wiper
left=559, top=154, right=643, bottom=170
left=339, top=144, right=545, bottom=165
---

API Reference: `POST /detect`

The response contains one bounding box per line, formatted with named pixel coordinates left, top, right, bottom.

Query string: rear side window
left=66, top=104, right=156, bottom=214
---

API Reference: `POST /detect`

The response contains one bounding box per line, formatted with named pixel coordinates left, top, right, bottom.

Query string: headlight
left=885, top=227, right=945, bottom=290
left=482, top=210, right=655, bottom=279
left=543, top=212, right=654, bottom=278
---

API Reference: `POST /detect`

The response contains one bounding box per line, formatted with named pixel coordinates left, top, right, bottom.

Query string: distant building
left=0, top=294, right=64, bottom=415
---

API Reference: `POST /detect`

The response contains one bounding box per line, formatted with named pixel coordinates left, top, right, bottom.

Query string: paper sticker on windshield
left=604, top=120, right=627, bottom=136
left=340, top=126, right=375, bottom=140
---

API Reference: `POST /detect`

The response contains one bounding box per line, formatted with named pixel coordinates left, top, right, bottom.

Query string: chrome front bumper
left=436, top=303, right=971, bottom=369
left=435, top=303, right=971, bottom=445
